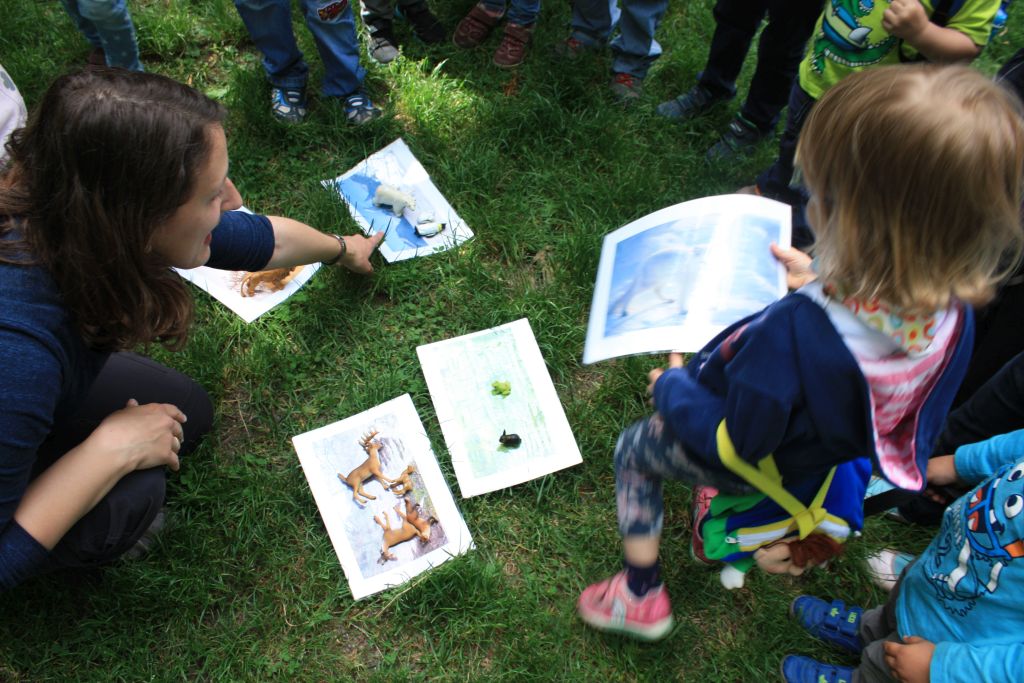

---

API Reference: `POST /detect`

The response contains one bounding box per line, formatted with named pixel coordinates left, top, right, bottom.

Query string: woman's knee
left=49, top=467, right=166, bottom=568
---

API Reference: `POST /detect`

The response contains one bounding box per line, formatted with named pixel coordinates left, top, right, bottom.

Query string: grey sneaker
left=705, top=115, right=769, bottom=161
left=343, top=91, right=382, bottom=125
left=271, top=86, right=308, bottom=124
left=369, top=35, right=400, bottom=64
left=123, top=507, right=166, bottom=560
left=609, top=72, right=643, bottom=103
left=368, top=21, right=400, bottom=64
left=656, top=83, right=726, bottom=121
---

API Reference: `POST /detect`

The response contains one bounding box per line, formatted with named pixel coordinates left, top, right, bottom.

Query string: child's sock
left=624, top=559, right=661, bottom=596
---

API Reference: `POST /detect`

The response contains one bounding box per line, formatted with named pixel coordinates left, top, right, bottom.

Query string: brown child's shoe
left=453, top=4, right=501, bottom=48
left=493, top=22, right=533, bottom=68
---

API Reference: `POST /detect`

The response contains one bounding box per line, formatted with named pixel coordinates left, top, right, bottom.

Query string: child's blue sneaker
left=271, top=87, right=308, bottom=124
left=343, top=91, right=381, bottom=125
left=789, top=595, right=864, bottom=653
left=780, top=655, right=855, bottom=683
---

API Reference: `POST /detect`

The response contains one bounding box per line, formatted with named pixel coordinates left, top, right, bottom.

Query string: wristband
left=322, top=234, right=347, bottom=266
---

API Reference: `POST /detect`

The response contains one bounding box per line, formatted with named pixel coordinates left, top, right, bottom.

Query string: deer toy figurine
left=386, top=464, right=416, bottom=496
left=337, top=431, right=396, bottom=505
left=374, top=497, right=436, bottom=562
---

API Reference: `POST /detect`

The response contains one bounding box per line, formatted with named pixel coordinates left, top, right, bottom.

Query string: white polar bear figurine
left=373, top=185, right=416, bottom=216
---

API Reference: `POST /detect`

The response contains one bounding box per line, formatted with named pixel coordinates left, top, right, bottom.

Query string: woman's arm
left=261, top=216, right=384, bottom=275
left=13, top=400, right=184, bottom=550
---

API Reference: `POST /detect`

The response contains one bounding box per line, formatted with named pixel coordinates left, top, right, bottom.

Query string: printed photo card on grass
left=292, top=394, right=473, bottom=599
left=324, top=138, right=473, bottom=263
left=175, top=208, right=319, bottom=323
left=417, top=319, right=582, bottom=498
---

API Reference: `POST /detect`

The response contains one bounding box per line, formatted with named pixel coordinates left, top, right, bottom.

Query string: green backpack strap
left=715, top=420, right=836, bottom=540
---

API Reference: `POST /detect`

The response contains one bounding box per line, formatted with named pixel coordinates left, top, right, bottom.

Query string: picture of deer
left=238, top=266, right=302, bottom=297
left=337, top=430, right=396, bottom=505
left=374, top=497, right=436, bottom=562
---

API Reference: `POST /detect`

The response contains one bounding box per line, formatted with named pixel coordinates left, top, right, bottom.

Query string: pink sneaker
left=577, top=571, right=674, bottom=641
left=691, top=485, right=718, bottom=564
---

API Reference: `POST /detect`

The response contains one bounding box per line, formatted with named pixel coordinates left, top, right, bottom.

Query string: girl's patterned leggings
left=614, top=414, right=754, bottom=537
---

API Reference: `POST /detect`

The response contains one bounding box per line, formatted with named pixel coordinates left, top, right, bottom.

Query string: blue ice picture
left=605, top=218, right=714, bottom=337
left=604, top=212, right=782, bottom=338
left=707, top=214, right=782, bottom=326
left=335, top=173, right=430, bottom=252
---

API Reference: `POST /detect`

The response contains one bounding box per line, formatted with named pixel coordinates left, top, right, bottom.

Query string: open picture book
left=583, top=193, right=792, bottom=364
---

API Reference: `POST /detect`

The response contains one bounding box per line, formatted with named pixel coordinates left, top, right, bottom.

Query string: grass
left=0, top=1, right=1020, bottom=680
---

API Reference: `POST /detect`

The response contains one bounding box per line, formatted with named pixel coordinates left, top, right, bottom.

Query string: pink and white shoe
left=691, top=485, right=718, bottom=564
left=577, top=571, right=674, bottom=641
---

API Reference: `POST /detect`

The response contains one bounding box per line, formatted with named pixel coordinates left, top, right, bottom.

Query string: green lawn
left=0, top=1, right=1019, bottom=680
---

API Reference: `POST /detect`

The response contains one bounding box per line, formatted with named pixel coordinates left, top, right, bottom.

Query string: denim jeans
left=480, top=0, right=541, bottom=27
left=60, top=0, right=143, bottom=71
left=233, top=0, right=365, bottom=98
left=697, top=0, right=823, bottom=132
left=568, top=0, right=667, bottom=79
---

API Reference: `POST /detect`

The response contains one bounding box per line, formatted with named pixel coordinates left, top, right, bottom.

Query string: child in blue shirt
left=786, top=428, right=1024, bottom=683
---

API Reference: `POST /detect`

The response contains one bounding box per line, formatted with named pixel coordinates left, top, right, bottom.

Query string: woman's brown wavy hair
left=0, top=68, right=226, bottom=351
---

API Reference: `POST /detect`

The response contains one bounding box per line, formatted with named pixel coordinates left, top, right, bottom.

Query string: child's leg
left=615, top=414, right=753, bottom=579
left=62, top=0, right=143, bottom=71
left=60, top=0, right=103, bottom=50
left=505, top=0, right=539, bottom=26
left=569, top=0, right=618, bottom=46
left=754, top=83, right=815, bottom=202
left=299, top=0, right=366, bottom=98
left=738, top=0, right=820, bottom=133
left=697, top=0, right=768, bottom=103
left=608, top=0, right=669, bottom=80
left=857, top=570, right=902, bottom=680
left=578, top=414, right=738, bottom=640
left=616, top=414, right=752, bottom=537
left=360, top=0, right=394, bottom=29
left=233, top=0, right=310, bottom=92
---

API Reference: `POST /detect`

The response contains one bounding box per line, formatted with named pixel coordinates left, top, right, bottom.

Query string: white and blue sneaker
left=271, top=86, right=308, bottom=124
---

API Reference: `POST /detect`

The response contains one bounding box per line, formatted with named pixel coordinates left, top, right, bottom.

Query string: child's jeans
left=233, top=0, right=365, bottom=98
left=568, top=0, right=667, bottom=79
left=60, top=0, right=143, bottom=71
left=480, top=0, right=540, bottom=27
left=614, top=414, right=754, bottom=538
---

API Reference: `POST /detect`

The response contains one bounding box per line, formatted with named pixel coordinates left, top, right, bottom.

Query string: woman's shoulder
left=0, top=256, right=74, bottom=356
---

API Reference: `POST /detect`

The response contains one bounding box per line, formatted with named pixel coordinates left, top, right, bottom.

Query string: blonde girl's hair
left=798, top=64, right=1024, bottom=313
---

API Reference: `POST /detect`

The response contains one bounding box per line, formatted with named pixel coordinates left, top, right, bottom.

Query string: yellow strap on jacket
left=715, top=420, right=836, bottom=540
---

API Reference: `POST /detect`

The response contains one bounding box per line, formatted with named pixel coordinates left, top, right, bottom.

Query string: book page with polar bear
left=323, top=138, right=473, bottom=263
left=584, top=194, right=791, bottom=364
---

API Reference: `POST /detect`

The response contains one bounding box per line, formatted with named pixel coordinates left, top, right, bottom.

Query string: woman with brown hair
left=0, top=68, right=381, bottom=589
